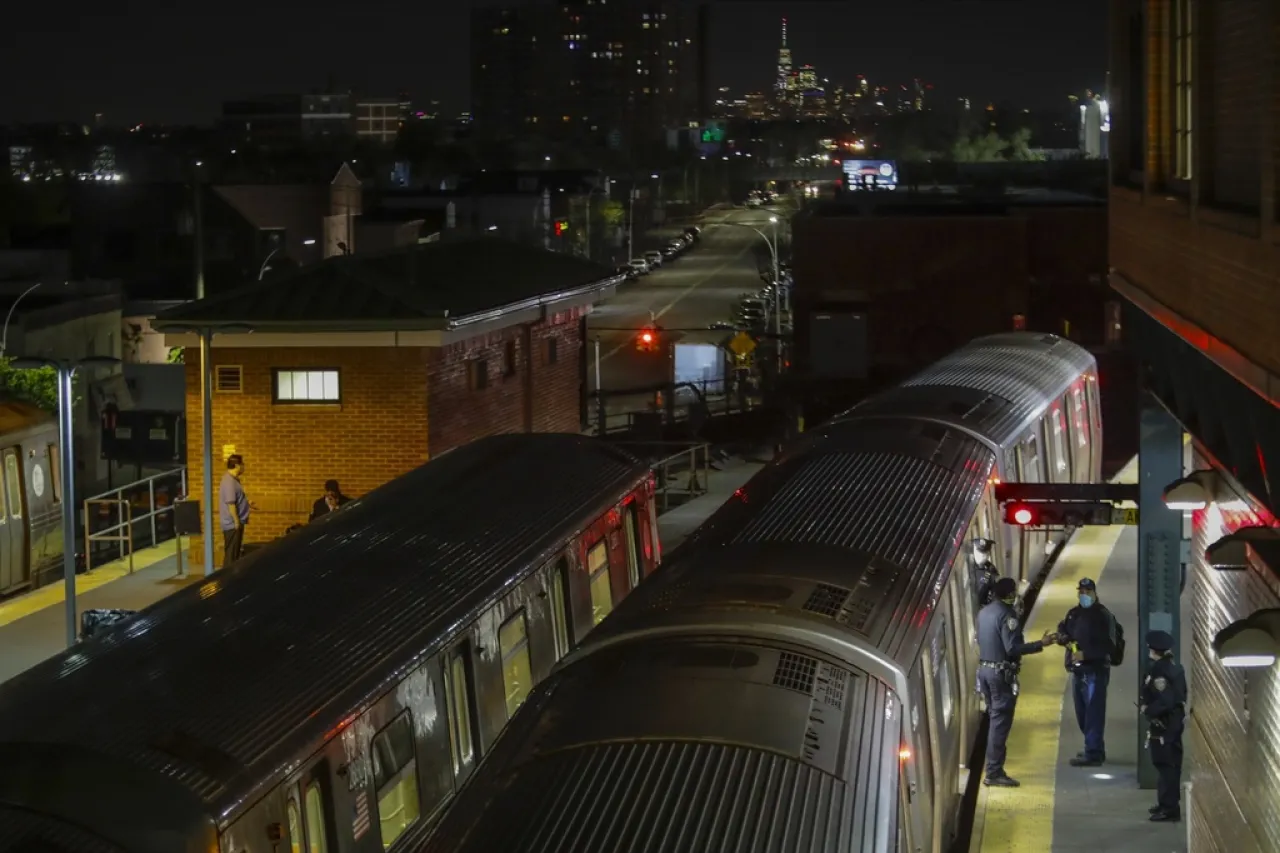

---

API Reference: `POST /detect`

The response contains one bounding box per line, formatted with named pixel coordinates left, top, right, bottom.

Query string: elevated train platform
left=0, top=453, right=767, bottom=686
left=971, top=458, right=1189, bottom=853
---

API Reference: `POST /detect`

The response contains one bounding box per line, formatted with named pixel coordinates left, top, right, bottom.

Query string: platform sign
left=1111, top=506, right=1140, bottom=526
left=728, top=331, right=757, bottom=358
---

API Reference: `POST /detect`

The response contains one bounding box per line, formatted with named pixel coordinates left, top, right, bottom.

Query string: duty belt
left=979, top=660, right=1009, bottom=668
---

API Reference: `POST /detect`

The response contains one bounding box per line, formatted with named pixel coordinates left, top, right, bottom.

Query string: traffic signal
left=554, top=220, right=568, bottom=236
left=1003, top=501, right=1118, bottom=527
left=636, top=326, right=660, bottom=353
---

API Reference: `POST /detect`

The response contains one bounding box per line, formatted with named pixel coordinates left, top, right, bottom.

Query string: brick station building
left=153, top=237, right=620, bottom=564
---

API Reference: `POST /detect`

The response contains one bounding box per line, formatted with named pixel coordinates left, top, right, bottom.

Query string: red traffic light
left=1005, top=503, right=1036, bottom=525
left=636, top=326, right=660, bottom=353
left=1013, top=506, right=1034, bottom=525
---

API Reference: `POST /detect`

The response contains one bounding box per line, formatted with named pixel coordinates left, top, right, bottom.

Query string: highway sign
left=728, top=331, right=757, bottom=358
left=1111, top=506, right=1140, bottom=526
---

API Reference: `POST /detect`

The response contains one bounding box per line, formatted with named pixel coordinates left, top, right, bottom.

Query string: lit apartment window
left=1173, top=0, right=1193, bottom=180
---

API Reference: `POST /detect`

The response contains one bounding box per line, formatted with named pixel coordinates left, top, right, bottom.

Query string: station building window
left=273, top=369, right=340, bottom=403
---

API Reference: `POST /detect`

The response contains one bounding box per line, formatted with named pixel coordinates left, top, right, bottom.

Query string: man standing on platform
left=219, top=454, right=251, bottom=566
left=1142, top=630, right=1186, bottom=822
left=976, top=577, right=1059, bottom=787
left=1057, top=577, right=1125, bottom=766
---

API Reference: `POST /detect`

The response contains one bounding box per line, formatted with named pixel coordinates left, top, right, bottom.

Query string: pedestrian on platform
left=1057, top=577, right=1125, bottom=766
left=976, top=577, right=1059, bottom=788
left=219, top=454, right=252, bottom=566
left=310, top=479, right=351, bottom=521
left=1142, top=630, right=1186, bottom=822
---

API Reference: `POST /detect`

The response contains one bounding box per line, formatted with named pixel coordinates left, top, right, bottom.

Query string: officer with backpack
left=1056, top=577, right=1125, bottom=767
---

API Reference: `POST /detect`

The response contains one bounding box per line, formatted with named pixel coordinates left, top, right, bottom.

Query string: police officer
left=1142, top=630, right=1186, bottom=822
left=977, top=576, right=1059, bottom=787
left=1057, top=577, right=1123, bottom=766
left=970, top=538, right=1000, bottom=609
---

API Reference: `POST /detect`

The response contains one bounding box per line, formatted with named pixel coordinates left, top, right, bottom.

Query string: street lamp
left=162, top=324, right=254, bottom=577
left=9, top=354, right=121, bottom=646
left=257, top=247, right=280, bottom=281
left=720, top=216, right=785, bottom=370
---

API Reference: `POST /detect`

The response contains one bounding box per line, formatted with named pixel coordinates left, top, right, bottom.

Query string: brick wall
left=1110, top=189, right=1280, bottom=374
left=184, top=346, right=430, bottom=566
left=426, top=310, right=584, bottom=456
left=792, top=208, right=1107, bottom=373
left=1111, top=0, right=1280, bottom=377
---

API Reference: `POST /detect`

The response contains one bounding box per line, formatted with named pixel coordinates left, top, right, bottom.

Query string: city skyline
left=1, top=0, right=1108, bottom=125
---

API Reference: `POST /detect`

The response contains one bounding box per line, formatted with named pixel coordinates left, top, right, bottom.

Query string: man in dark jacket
left=310, top=479, right=351, bottom=522
left=970, top=538, right=1000, bottom=610
left=1057, top=577, right=1123, bottom=766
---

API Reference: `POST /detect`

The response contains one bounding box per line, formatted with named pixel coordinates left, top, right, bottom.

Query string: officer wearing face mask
left=976, top=577, right=1059, bottom=787
left=1056, top=577, right=1125, bottom=767
left=970, top=538, right=1000, bottom=610
left=1142, top=630, right=1186, bottom=822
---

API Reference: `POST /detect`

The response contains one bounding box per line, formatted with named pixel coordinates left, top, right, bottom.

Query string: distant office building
left=470, top=0, right=708, bottom=149
left=221, top=93, right=354, bottom=147
left=1079, top=91, right=1109, bottom=159
left=357, top=97, right=410, bottom=145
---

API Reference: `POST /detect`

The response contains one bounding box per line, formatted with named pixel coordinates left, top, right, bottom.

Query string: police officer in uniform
left=970, top=538, right=1000, bottom=610
left=977, top=577, right=1059, bottom=787
left=1141, top=630, right=1186, bottom=822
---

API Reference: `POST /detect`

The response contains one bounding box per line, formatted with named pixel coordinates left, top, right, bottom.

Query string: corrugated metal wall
left=1188, top=446, right=1280, bottom=853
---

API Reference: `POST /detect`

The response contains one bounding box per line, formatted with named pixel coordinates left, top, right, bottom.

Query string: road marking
left=595, top=219, right=761, bottom=362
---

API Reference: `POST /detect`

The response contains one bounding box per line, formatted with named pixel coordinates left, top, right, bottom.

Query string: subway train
left=423, top=333, right=1103, bottom=853
left=0, top=433, right=663, bottom=853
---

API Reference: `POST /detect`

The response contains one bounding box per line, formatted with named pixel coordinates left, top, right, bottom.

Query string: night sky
left=2, top=0, right=1108, bottom=125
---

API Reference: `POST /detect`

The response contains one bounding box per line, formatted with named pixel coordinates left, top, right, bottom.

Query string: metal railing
left=591, top=379, right=764, bottom=436
left=83, top=467, right=188, bottom=573
left=611, top=441, right=712, bottom=513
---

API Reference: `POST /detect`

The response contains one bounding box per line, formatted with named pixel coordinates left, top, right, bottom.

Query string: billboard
left=842, top=159, right=898, bottom=191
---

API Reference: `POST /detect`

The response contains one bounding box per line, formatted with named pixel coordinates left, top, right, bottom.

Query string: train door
left=1068, top=384, right=1092, bottom=482
left=287, top=761, right=334, bottom=853
left=1, top=448, right=24, bottom=589
left=921, top=610, right=961, bottom=849
left=1015, top=433, right=1044, bottom=582
left=623, top=504, right=642, bottom=590
left=1046, top=405, right=1071, bottom=484
left=1086, top=376, right=1103, bottom=479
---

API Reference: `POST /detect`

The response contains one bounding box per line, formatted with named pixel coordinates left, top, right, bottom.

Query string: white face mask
left=973, top=546, right=991, bottom=564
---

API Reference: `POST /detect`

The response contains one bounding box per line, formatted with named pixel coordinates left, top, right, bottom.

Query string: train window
left=287, top=798, right=303, bottom=853
left=587, top=541, right=613, bottom=625
left=303, top=782, right=328, bottom=853
left=623, top=507, right=641, bottom=588
left=1017, top=434, right=1040, bottom=482
left=549, top=559, right=572, bottom=659
left=447, top=649, right=475, bottom=774
left=499, top=611, right=534, bottom=718
left=372, top=712, right=421, bottom=849
left=3, top=454, right=19, bottom=519
left=47, top=445, right=61, bottom=503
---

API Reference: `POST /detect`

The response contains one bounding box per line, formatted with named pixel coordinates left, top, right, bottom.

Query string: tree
left=951, top=132, right=1010, bottom=163
left=0, top=358, right=69, bottom=413
left=1008, top=127, right=1045, bottom=162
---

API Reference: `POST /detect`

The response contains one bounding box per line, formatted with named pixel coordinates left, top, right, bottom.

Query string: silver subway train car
left=0, top=433, right=662, bottom=853
left=424, top=333, right=1103, bottom=853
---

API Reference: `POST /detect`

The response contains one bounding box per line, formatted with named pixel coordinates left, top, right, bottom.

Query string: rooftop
left=151, top=236, right=619, bottom=333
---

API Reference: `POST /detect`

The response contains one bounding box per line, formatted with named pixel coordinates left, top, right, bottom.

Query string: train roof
left=0, top=433, right=647, bottom=814
left=839, top=332, right=1096, bottom=449
left=583, top=417, right=995, bottom=667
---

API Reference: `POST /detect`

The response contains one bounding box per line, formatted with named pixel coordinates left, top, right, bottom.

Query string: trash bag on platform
left=80, top=608, right=139, bottom=641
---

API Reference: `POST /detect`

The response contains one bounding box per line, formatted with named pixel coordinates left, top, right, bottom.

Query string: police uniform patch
left=1153, top=677, right=1168, bottom=692
left=1005, top=617, right=1020, bottom=632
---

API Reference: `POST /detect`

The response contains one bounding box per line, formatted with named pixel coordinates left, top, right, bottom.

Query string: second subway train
left=425, top=332, right=1104, bottom=853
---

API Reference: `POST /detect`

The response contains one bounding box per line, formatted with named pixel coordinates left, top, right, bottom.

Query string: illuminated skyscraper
left=776, top=17, right=792, bottom=98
